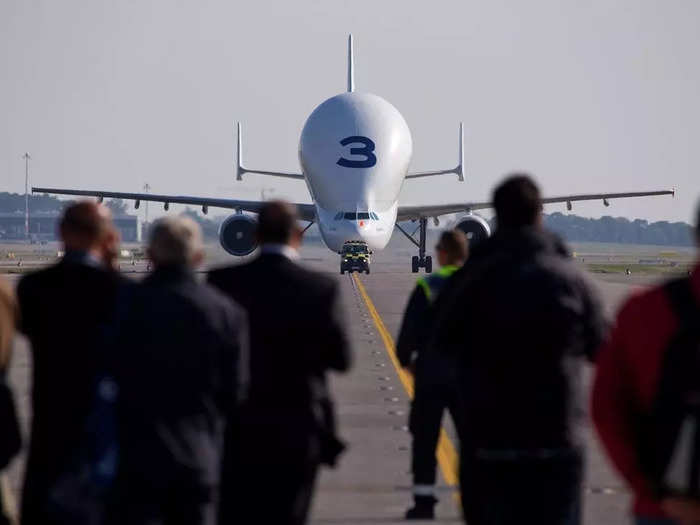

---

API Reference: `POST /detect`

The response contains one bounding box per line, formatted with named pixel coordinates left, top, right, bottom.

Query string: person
left=592, top=202, right=700, bottom=525
left=396, top=229, right=468, bottom=520
left=209, top=201, right=352, bottom=525
left=104, top=216, right=247, bottom=525
left=17, top=201, right=122, bottom=525
left=433, top=175, right=607, bottom=525
left=0, top=277, right=21, bottom=525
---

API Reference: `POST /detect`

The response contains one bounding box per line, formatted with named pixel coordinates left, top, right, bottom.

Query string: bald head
left=257, top=200, right=302, bottom=247
left=60, top=201, right=115, bottom=253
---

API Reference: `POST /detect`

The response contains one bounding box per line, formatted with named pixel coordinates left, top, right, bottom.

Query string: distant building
left=0, top=212, right=138, bottom=242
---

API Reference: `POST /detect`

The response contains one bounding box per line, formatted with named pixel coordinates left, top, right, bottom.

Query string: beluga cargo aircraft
left=35, top=35, right=674, bottom=273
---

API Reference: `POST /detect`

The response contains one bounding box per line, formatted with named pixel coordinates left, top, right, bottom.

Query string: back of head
left=493, top=174, right=543, bottom=231
left=148, top=216, right=204, bottom=269
left=60, top=201, right=113, bottom=251
left=0, top=277, right=16, bottom=370
left=437, top=229, right=468, bottom=265
left=256, top=200, right=300, bottom=245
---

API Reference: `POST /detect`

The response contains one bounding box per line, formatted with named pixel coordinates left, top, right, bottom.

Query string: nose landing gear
left=411, top=255, right=432, bottom=273
left=396, top=217, right=433, bottom=273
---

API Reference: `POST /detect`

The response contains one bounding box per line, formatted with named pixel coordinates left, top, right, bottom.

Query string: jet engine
left=219, top=214, right=258, bottom=256
left=455, top=214, right=491, bottom=246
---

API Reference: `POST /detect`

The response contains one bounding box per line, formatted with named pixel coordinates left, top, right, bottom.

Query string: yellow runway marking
left=352, top=273, right=460, bottom=489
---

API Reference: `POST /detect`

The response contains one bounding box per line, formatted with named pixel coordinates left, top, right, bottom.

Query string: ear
left=291, top=226, right=304, bottom=247
left=192, top=249, right=205, bottom=268
left=107, top=227, right=121, bottom=245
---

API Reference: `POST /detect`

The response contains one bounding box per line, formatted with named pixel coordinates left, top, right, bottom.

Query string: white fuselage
left=299, top=92, right=413, bottom=252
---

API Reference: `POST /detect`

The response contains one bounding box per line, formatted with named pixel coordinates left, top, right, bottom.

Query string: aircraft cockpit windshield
left=335, top=211, right=379, bottom=221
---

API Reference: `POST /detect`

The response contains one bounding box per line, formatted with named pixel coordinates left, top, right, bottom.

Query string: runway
left=307, top=246, right=644, bottom=524
left=3, top=244, right=659, bottom=524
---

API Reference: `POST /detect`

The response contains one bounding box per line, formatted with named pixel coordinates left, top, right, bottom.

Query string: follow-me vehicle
left=340, top=241, right=371, bottom=275
left=34, top=36, right=674, bottom=273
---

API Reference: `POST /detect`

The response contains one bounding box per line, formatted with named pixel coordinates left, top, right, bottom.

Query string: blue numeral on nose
left=337, top=136, right=377, bottom=168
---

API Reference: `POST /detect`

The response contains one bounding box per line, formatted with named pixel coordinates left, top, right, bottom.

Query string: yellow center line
left=352, top=273, right=460, bottom=489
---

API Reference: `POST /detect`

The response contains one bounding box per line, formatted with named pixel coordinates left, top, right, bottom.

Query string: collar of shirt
left=62, top=250, right=104, bottom=269
left=260, top=243, right=300, bottom=261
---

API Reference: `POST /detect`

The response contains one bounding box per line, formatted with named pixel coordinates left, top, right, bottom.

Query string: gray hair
left=148, top=216, right=203, bottom=267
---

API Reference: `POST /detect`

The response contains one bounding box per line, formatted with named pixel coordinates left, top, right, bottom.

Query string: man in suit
left=108, top=216, right=248, bottom=525
left=209, top=201, right=352, bottom=525
left=17, top=201, right=122, bottom=525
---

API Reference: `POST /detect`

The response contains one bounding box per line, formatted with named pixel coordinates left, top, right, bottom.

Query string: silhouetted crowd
left=0, top=174, right=699, bottom=525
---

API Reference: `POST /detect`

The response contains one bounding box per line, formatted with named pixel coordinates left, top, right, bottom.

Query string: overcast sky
left=1, top=0, right=698, bottom=224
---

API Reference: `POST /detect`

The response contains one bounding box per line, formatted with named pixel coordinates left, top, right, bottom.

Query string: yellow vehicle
left=340, top=241, right=371, bottom=274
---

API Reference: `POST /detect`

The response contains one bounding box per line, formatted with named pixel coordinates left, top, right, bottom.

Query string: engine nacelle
left=219, top=214, right=258, bottom=256
left=455, top=214, right=491, bottom=246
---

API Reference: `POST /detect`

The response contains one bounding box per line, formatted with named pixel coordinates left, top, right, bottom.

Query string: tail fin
left=347, top=34, right=354, bottom=92
left=236, top=122, right=245, bottom=181
left=457, top=122, right=465, bottom=182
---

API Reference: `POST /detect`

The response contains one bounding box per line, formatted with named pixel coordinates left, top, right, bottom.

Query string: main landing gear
left=396, top=217, right=432, bottom=273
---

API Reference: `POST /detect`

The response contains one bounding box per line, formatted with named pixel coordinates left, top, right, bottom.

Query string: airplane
left=34, top=35, right=674, bottom=273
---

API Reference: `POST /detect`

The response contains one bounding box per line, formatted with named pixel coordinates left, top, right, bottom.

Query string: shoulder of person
left=207, top=261, right=249, bottom=285
left=17, top=262, right=60, bottom=294
left=190, top=276, right=244, bottom=314
left=200, top=280, right=244, bottom=309
left=617, top=282, right=673, bottom=328
left=292, top=262, right=337, bottom=293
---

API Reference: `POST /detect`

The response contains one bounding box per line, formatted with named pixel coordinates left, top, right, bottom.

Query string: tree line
left=540, top=212, right=693, bottom=247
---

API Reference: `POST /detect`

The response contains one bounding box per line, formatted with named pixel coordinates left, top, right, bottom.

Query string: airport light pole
left=143, top=182, right=151, bottom=241
left=23, top=152, right=31, bottom=240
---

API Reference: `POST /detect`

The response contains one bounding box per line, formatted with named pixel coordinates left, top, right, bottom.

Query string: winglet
left=347, top=34, right=355, bottom=93
left=236, top=122, right=246, bottom=181
left=456, top=122, right=465, bottom=182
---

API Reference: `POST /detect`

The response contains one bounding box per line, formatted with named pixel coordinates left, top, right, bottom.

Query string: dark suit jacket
left=17, top=255, right=123, bottom=521
left=109, top=267, right=248, bottom=493
left=208, top=252, right=351, bottom=462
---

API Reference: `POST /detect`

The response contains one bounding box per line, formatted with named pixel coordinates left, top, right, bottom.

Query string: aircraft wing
left=32, top=187, right=317, bottom=222
left=396, top=189, right=675, bottom=221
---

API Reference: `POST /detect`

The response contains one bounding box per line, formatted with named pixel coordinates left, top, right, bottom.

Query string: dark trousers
left=108, top=483, right=217, bottom=525
left=20, top=470, right=55, bottom=525
left=409, top=382, right=462, bottom=486
left=219, top=460, right=318, bottom=525
left=460, top=450, right=583, bottom=525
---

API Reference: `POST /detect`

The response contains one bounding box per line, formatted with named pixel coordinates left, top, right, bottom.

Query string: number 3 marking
left=337, top=136, right=377, bottom=168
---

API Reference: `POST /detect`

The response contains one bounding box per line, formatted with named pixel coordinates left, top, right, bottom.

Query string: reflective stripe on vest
left=416, top=265, right=459, bottom=303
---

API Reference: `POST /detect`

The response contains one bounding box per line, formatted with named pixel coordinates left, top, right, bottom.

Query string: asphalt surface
left=3, top=243, right=661, bottom=524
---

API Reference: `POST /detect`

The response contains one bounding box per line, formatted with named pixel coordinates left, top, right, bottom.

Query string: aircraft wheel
left=425, top=256, right=433, bottom=274
left=366, top=267, right=370, bottom=274
left=411, top=256, right=419, bottom=273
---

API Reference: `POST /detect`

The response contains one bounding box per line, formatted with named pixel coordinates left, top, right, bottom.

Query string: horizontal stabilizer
left=236, top=122, right=304, bottom=180
left=407, top=123, right=464, bottom=181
